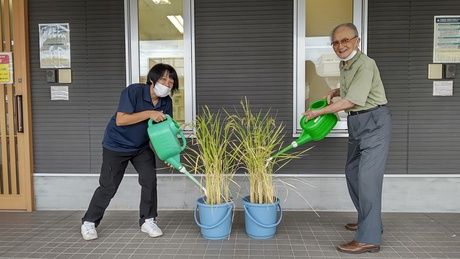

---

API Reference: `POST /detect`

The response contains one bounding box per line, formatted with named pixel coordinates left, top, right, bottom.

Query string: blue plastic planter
left=242, top=196, right=283, bottom=239
left=194, top=197, right=234, bottom=240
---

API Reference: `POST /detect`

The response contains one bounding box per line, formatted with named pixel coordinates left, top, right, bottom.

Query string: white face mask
left=341, top=50, right=357, bottom=61
left=153, top=82, right=171, bottom=97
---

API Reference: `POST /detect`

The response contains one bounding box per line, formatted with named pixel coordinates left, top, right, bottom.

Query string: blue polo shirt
left=102, top=83, right=172, bottom=152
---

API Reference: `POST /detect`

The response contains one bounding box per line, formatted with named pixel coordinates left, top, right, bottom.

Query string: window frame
left=293, top=0, right=368, bottom=137
left=124, top=0, right=196, bottom=131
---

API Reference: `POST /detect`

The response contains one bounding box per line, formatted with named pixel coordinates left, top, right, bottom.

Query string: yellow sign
left=0, top=52, right=13, bottom=84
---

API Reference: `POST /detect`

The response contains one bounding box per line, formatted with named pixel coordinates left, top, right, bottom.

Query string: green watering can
left=147, top=115, right=207, bottom=195
left=270, top=99, right=338, bottom=159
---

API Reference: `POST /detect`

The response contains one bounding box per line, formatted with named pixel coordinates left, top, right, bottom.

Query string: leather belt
left=348, top=105, right=385, bottom=116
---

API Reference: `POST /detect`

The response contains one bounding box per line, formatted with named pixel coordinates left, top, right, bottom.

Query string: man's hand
left=302, top=109, right=322, bottom=120
left=150, top=111, right=166, bottom=122
left=326, top=88, right=340, bottom=104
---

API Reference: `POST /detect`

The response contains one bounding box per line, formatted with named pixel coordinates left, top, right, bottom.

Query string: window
left=126, top=0, right=195, bottom=128
left=294, top=0, right=367, bottom=136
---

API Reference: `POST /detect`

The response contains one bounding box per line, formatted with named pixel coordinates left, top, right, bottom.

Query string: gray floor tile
left=0, top=211, right=459, bottom=259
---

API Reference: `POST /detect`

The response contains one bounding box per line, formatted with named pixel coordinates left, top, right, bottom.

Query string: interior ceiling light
left=167, top=15, right=184, bottom=34
left=152, top=0, right=171, bottom=4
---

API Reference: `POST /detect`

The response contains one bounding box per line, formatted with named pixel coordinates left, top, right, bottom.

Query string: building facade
left=1, top=0, right=459, bottom=211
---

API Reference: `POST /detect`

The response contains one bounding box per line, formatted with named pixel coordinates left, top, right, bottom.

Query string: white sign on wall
left=433, top=81, right=453, bottom=96
left=39, top=23, right=71, bottom=68
left=50, top=86, right=69, bottom=100
left=433, top=16, right=460, bottom=63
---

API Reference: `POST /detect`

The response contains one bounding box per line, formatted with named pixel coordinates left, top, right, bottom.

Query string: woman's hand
left=149, top=111, right=166, bottom=122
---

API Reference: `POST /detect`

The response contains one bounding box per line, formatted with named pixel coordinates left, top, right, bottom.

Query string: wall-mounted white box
left=428, top=64, right=443, bottom=79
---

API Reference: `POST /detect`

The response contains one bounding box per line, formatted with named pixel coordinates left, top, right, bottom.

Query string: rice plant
left=184, top=106, right=239, bottom=205
left=229, top=98, right=304, bottom=204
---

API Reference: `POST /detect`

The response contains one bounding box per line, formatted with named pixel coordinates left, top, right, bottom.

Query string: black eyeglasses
left=331, top=36, right=358, bottom=48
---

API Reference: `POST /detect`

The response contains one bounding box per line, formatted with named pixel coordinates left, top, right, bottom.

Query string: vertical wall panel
left=28, top=0, right=125, bottom=173
left=407, top=0, right=460, bottom=174
left=195, top=0, right=293, bottom=116
left=368, top=0, right=410, bottom=174
left=28, top=0, right=91, bottom=173
left=86, top=1, right=126, bottom=173
left=368, top=0, right=460, bottom=174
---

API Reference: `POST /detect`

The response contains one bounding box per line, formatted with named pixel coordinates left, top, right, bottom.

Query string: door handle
left=16, top=95, right=23, bottom=133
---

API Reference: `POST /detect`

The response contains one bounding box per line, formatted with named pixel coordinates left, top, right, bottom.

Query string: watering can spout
left=165, top=156, right=208, bottom=196
left=165, top=155, right=207, bottom=196
left=148, top=115, right=207, bottom=196
left=178, top=167, right=208, bottom=197
left=270, top=134, right=313, bottom=160
left=295, top=131, right=314, bottom=146
left=165, top=155, right=183, bottom=171
left=269, top=99, right=337, bottom=159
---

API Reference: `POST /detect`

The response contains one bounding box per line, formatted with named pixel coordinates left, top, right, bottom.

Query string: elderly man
left=303, top=23, right=391, bottom=254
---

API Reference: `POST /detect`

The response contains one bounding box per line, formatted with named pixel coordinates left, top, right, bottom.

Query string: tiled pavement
left=0, top=210, right=459, bottom=258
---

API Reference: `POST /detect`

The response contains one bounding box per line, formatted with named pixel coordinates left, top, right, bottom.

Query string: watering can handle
left=178, top=128, right=187, bottom=152
left=163, top=114, right=186, bottom=152
left=148, top=116, right=168, bottom=126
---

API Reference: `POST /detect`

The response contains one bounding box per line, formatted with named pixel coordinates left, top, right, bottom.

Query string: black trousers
left=82, top=147, right=157, bottom=226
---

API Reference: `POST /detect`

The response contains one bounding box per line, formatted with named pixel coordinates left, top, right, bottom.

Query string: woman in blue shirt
left=81, top=63, right=179, bottom=240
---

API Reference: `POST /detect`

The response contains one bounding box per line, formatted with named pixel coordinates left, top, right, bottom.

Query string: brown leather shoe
left=344, top=223, right=358, bottom=231
left=337, top=240, right=380, bottom=254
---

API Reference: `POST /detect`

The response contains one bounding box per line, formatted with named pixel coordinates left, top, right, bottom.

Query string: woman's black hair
left=146, top=63, right=179, bottom=95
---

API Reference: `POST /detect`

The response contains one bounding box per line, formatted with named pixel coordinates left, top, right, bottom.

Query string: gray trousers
left=345, top=106, right=391, bottom=245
